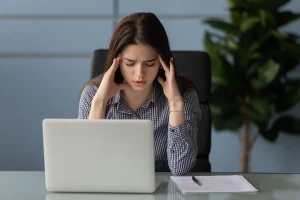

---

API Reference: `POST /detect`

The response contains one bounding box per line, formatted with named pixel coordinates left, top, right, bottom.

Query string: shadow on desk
left=45, top=180, right=209, bottom=200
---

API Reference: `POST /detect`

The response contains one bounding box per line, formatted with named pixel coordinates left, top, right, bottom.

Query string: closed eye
left=126, top=63, right=155, bottom=67
left=125, top=63, right=135, bottom=66
left=146, top=63, right=155, bottom=67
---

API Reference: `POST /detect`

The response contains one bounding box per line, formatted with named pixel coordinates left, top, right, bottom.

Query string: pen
left=192, top=176, right=201, bottom=186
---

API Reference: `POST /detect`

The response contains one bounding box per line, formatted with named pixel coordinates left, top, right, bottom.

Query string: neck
left=121, top=86, right=153, bottom=106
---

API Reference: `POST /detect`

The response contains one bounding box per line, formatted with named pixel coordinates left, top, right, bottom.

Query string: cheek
left=148, top=66, right=160, bottom=77
left=119, top=64, right=127, bottom=74
left=119, top=64, right=133, bottom=80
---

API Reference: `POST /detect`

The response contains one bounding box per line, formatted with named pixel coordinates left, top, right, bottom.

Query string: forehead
left=121, top=44, right=158, bottom=58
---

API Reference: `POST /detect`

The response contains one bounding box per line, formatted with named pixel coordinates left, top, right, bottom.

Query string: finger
left=108, top=54, right=121, bottom=73
left=157, top=76, right=165, bottom=86
left=158, top=55, right=170, bottom=74
left=113, top=54, right=121, bottom=72
left=107, top=58, right=117, bottom=74
left=169, top=59, right=175, bottom=75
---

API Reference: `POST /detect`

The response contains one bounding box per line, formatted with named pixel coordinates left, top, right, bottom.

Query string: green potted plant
left=204, top=0, right=300, bottom=172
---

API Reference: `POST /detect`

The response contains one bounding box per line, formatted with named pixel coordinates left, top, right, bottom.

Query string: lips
left=133, top=81, right=146, bottom=87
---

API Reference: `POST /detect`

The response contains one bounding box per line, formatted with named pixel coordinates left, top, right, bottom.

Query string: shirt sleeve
left=167, top=89, right=202, bottom=175
left=78, top=85, right=97, bottom=119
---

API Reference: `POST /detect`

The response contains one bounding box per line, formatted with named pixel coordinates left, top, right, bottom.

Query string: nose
left=135, top=64, right=145, bottom=79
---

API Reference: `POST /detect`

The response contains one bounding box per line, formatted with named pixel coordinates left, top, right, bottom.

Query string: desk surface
left=0, top=171, right=300, bottom=200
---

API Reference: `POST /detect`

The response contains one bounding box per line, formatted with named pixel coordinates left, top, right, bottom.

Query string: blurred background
left=0, top=0, right=299, bottom=173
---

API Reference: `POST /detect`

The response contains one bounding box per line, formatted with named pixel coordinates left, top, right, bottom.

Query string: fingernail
left=170, top=57, right=173, bottom=61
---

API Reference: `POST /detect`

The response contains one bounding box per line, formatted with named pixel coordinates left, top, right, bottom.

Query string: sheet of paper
left=170, top=175, right=258, bottom=193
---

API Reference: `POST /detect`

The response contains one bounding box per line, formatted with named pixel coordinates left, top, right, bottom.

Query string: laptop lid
left=42, top=119, right=156, bottom=193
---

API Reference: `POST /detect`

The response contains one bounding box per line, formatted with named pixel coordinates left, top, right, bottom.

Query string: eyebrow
left=123, top=58, right=157, bottom=62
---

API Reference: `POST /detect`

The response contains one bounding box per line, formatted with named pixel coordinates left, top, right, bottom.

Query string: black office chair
left=90, top=49, right=212, bottom=172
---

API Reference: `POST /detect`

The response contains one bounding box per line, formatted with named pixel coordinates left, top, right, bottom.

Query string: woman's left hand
left=157, top=55, right=183, bottom=102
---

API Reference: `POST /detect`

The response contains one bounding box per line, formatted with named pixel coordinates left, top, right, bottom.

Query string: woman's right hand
left=93, top=54, right=129, bottom=104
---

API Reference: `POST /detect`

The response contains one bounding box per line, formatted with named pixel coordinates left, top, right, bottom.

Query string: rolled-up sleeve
left=167, top=89, right=202, bottom=175
left=78, top=85, right=97, bottom=119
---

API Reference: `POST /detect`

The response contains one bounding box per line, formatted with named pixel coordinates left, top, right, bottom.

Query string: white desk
left=0, top=171, right=300, bottom=200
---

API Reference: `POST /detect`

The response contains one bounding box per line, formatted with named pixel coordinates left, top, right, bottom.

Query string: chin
left=131, top=85, right=147, bottom=91
left=133, top=88, right=145, bottom=92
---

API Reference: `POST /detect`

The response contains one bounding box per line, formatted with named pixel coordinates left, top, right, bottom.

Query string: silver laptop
left=42, top=119, right=159, bottom=193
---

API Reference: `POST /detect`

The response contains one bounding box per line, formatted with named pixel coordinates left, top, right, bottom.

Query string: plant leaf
left=272, top=31, right=289, bottom=40
left=204, top=32, right=226, bottom=85
left=204, top=19, right=240, bottom=36
left=286, top=33, right=300, bottom=41
left=231, top=10, right=242, bottom=26
left=205, top=32, right=241, bottom=86
left=227, top=0, right=244, bottom=9
left=276, top=79, right=300, bottom=112
left=240, top=17, right=260, bottom=32
left=207, top=32, right=238, bottom=55
left=274, top=11, right=300, bottom=28
left=281, top=41, right=300, bottom=57
left=260, top=129, right=279, bottom=142
left=246, top=0, right=291, bottom=10
left=206, top=0, right=300, bottom=139
left=271, top=116, right=300, bottom=134
left=211, top=85, right=243, bottom=131
left=240, top=98, right=271, bottom=124
left=260, top=115, right=300, bottom=141
left=250, top=59, right=280, bottom=90
left=211, top=86, right=240, bottom=106
left=212, top=108, right=243, bottom=131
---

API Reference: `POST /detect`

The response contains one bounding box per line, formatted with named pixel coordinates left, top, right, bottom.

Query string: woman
left=78, top=12, right=202, bottom=175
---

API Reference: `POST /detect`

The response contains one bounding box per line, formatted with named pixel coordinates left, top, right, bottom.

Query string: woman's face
left=119, top=44, right=160, bottom=91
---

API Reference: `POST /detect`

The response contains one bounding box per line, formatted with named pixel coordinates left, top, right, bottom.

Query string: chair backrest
left=90, top=49, right=212, bottom=172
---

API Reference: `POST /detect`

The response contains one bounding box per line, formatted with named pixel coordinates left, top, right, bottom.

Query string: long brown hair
left=80, top=12, right=197, bottom=100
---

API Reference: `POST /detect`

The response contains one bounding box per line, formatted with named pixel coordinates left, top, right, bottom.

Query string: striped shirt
left=78, top=81, right=202, bottom=175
